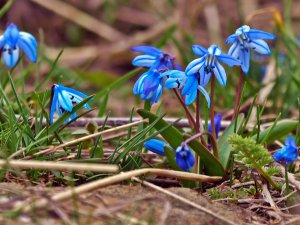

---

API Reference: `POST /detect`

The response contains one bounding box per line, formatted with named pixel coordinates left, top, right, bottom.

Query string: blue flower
left=132, top=45, right=178, bottom=70
left=0, top=23, right=37, bottom=68
left=133, top=69, right=163, bottom=105
left=161, top=69, right=210, bottom=107
left=208, top=113, right=222, bottom=138
left=144, top=139, right=170, bottom=156
left=273, top=136, right=298, bottom=166
left=175, top=144, right=195, bottom=171
left=160, top=70, right=187, bottom=89
left=226, top=25, right=276, bottom=74
left=185, top=44, right=240, bottom=87
left=49, top=84, right=91, bottom=124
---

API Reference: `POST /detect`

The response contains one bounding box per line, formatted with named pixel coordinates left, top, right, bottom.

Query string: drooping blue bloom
left=132, top=45, right=178, bottom=70
left=208, top=113, right=222, bottom=138
left=133, top=69, right=163, bottom=105
left=144, top=139, right=171, bottom=156
left=160, top=70, right=187, bottom=89
left=226, top=25, right=276, bottom=74
left=0, top=23, right=37, bottom=68
left=161, top=69, right=211, bottom=107
left=175, top=144, right=195, bottom=171
left=186, top=45, right=241, bottom=86
left=273, top=136, right=298, bottom=166
left=49, top=84, right=91, bottom=124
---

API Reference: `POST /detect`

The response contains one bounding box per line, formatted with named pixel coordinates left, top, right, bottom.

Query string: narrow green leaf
left=218, top=114, right=244, bottom=169
left=137, top=109, right=183, bottom=148
left=253, top=120, right=298, bottom=144
left=186, top=138, right=225, bottom=176
left=164, top=146, right=180, bottom=170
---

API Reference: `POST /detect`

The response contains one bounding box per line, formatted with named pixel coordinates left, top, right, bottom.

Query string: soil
left=0, top=183, right=257, bottom=225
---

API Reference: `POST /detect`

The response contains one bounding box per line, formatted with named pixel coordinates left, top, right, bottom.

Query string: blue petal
left=58, top=90, right=73, bottom=112
left=131, top=45, right=162, bottom=57
left=285, top=136, right=297, bottom=148
left=247, top=29, right=276, bottom=40
left=228, top=41, right=240, bottom=59
left=160, top=70, right=185, bottom=78
left=3, top=23, right=19, bottom=47
left=0, top=35, right=4, bottom=49
left=214, top=113, right=222, bottom=136
left=239, top=49, right=250, bottom=74
left=216, top=54, right=241, bottom=67
left=213, top=60, right=227, bottom=86
left=19, top=32, right=38, bottom=49
left=249, top=39, right=271, bottom=55
left=182, top=74, right=197, bottom=95
left=199, top=66, right=211, bottom=87
left=192, top=45, right=208, bottom=56
left=59, top=85, right=89, bottom=99
left=49, top=86, right=58, bottom=124
left=175, top=146, right=195, bottom=171
left=132, top=55, right=156, bottom=67
left=185, top=57, right=206, bottom=75
left=133, top=72, right=148, bottom=95
left=17, top=34, right=38, bottom=62
left=273, top=145, right=298, bottom=166
left=226, top=33, right=238, bottom=44
left=198, top=86, right=210, bottom=108
left=2, top=45, right=19, bottom=68
left=144, top=139, right=168, bottom=155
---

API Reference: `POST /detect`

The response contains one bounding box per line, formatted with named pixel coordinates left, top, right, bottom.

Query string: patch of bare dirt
left=0, top=183, right=259, bottom=225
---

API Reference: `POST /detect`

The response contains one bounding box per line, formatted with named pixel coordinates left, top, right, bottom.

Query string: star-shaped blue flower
left=273, top=136, right=298, bottom=166
left=0, top=23, right=37, bottom=68
left=176, top=144, right=195, bottom=172
left=185, top=45, right=241, bottom=87
left=226, top=25, right=276, bottom=74
left=49, top=84, right=91, bottom=124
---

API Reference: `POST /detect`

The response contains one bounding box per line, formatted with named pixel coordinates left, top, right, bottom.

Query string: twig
left=132, top=177, right=237, bottom=225
left=30, top=116, right=233, bottom=128
left=15, top=168, right=222, bottom=213
left=0, top=160, right=119, bottom=173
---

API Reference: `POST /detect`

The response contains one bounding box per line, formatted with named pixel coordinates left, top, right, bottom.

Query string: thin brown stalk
left=0, top=160, right=119, bottom=173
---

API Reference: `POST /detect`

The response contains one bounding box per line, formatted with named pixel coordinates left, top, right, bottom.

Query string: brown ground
left=0, top=183, right=256, bottom=225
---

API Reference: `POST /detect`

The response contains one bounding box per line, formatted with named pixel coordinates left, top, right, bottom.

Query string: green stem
left=285, top=166, right=290, bottom=194
left=0, top=0, right=14, bottom=19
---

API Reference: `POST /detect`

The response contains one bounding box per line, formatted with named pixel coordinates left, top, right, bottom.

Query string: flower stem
left=232, top=68, right=243, bottom=121
left=210, top=76, right=216, bottom=140
left=173, top=89, right=196, bottom=129
left=285, top=166, right=290, bottom=195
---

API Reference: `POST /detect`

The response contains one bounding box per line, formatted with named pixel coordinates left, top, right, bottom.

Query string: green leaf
left=138, top=109, right=225, bottom=176
left=253, top=120, right=298, bottom=144
left=218, top=114, right=244, bottom=169
left=137, top=109, right=183, bottom=148
left=164, top=146, right=181, bottom=170
left=186, top=138, right=225, bottom=176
